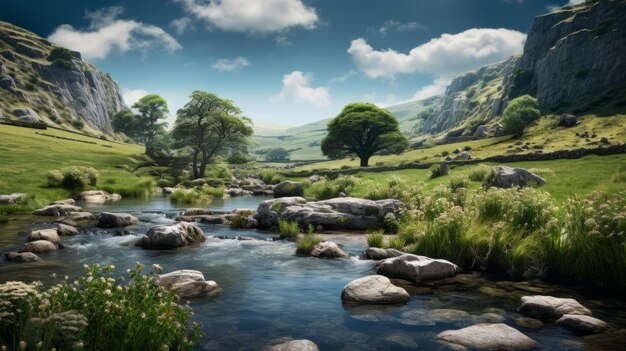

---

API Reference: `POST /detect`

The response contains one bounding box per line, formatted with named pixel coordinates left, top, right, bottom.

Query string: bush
left=229, top=215, right=249, bottom=228
left=366, top=231, right=384, bottom=248
left=170, top=185, right=223, bottom=205
left=430, top=165, right=443, bottom=179
left=157, top=178, right=173, bottom=188
left=383, top=213, right=400, bottom=234
left=386, top=236, right=406, bottom=250
left=296, top=233, right=322, bottom=255
left=278, top=220, right=300, bottom=239
left=259, top=170, right=284, bottom=185
left=305, top=176, right=356, bottom=200
left=467, top=165, right=491, bottom=182
left=47, top=47, right=74, bottom=69
left=441, top=151, right=450, bottom=157
left=71, top=119, right=84, bottom=130
left=0, top=264, right=201, bottom=350
left=46, top=166, right=99, bottom=190
left=45, top=170, right=64, bottom=187
left=204, top=165, right=232, bottom=180
left=448, top=175, right=469, bottom=192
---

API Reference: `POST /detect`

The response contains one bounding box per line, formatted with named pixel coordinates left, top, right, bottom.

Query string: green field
left=0, top=124, right=155, bottom=213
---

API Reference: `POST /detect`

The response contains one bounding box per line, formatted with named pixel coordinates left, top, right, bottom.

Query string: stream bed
left=1, top=195, right=625, bottom=350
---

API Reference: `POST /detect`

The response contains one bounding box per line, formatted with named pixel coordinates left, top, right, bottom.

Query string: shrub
left=229, top=215, right=249, bottom=228
left=296, top=234, right=322, bottom=255
left=383, top=213, right=400, bottom=234
left=45, top=170, right=64, bottom=187
left=441, top=151, right=450, bottom=157
left=170, top=185, right=223, bottom=205
left=157, top=178, right=173, bottom=188
left=467, top=165, right=491, bottom=182
left=386, top=236, right=406, bottom=250
left=71, top=119, right=84, bottom=130
left=45, top=166, right=99, bottom=190
left=448, top=175, right=469, bottom=192
left=0, top=264, right=201, bottom=350
left=305, top=176, right=356, bottom=200
left=366, top=231, right=384, bottom=248
left=47, top=47, right=74, bottom=69
left=278, top=220, right=300, bottom=239
left=259, top=170, right=284, bottom=185
left=430, top=165, right=443, bottom=179
left=204, top=165, right=232, bottom=180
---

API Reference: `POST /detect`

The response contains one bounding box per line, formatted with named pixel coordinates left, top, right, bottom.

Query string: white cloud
left=212, top=56, right=250, bottom=71
left=370, top=20, right=426, bottom=35
left=123, top=89, right=148, bottom=107
left=48, top=7, right=181, bottom=60
left=271, top=71, right=331, bottom=108
left=547, top=0, right=585, bottom=11
left=175, top=0, right=318, bottom=33
left=171, top=17, right=192, bottom=35
left=412, top=77, right=451, bottom=100
left=330, top=70, right=357, bottom=83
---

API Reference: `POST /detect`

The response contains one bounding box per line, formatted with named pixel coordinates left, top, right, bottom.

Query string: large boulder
left=365, top=248, right=405, bottom=260
left=556, top=314, right=608, bottom=334
left=341, top=275, right=410, bottom=305
left=0, top=193, right=27, bottom=204
left=519, top=295, right=592, bottom=320
left=57, top=223, right=79, bottom=236
left=97, top=212, right=139, bottom=228
left=308, top=174, right=321, bottom=183
left=58, top=211, right=98, bottom=228
left=158, top=270, right=219, bottom=299
left=34, top=204, right=82, bottom=217
left=558, top=114, right=578, bottom=127
left=79, top=190, right=121, bottom=203
left=436, top=323, right=539, bottom=350
left=274, top=181, right=305, bottom=198
left=137, top=222, right=206, bottom=249
left=455, top=151, right=472, bottom=160
left=27, top=229, right=60, bottom=243
left=310, top=242, right=348, bottom=258
left=484, top=166, right=545, bottom=189
left=6, top=251, right=41, bottom=263
left=269, top=339, right=319, bottom=351
left=254, top=197, right=308, bottom=228
left=24, top=240, right=57, bottom=253
left=377, top=254, right=459, bottom=283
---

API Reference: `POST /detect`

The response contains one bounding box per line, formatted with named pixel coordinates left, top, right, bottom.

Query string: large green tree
left=172, top=91, right=253, bottom=179
left=131, top=94, right=169, bottom=155
left=502, top=95, right=541, bottom=138
left=265, top=148, right=290, bottom=162
left=321, top=103, right=408, bottom=167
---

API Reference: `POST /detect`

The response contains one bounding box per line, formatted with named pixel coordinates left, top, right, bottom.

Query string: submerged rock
left=556, top=314, right=608, bottom=334
left=341, top=275, right=410, bottom=305
left=97, top=212, right=139, bottom=228
left=34, top=204, right=82, bottom=216
left=27, top=229, right=60, bottom=243
left=377, top=254, right=459, bottom=283
left=436, top=323, right=539, bottom=350
left=158, top=270, right=219, bottom=299
left=310, top=241, right=348, bottom=258
left=6, top=251, right=41, bottom=263
left=269, top=339, right=319, bottom=351
left=484, top=166, right=545, bottom=189
left=137, top=222, right=206, bottom=249
left=24, top=240, right=57, bottom=253
left=515, top=317, right=544, bottom=329
left=519, top=295, right=592, bottom=320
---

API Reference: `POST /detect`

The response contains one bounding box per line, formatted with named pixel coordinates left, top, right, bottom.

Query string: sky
left=1, top=0, right=582, bottom=127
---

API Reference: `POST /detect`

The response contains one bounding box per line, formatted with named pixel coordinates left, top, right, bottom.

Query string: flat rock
left=137, top=222, right=206, bottom=249
left=310, top=241, right=348, bottom=258
left=57, top=223, right=79, bottom=236
left=556, top=314, right=608, bottom=334
left=27, top=229, right=60, bottom=243
left=79, top=190, right=121, bottom=203
left=97, top=212, right=139, bottom=228
left=6, top=251, right=41, bottom=263
left=34, top=204, right=82, bottom=217
left=50, top=198, right=75, bottom=205
left=341, top=275, right=410, bottom=305
left=377, top=254, right=459, bottom=283
left=365, top=247, right=405, bottom=260
left=269, top=339, right=319, bottom=351
left=384, top=333, right=418, bottom=349
left=519, top=295, right=591, bottom=320
left=158, top=270, right=219, bottom=298
left=436, top=323, right=539, bottom=350
left=24, top=240, right=57, bottom=253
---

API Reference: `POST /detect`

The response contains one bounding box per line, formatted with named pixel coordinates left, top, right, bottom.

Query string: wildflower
left=19, top=341, right=26, bottom=349
left=136, top=262, right=144, bottom=270
left=51, top=273, right=56, bottom=279
left=105, top=301, right=112, bottom=308
left=153, top=263, right=163, bottom=272
left=104, top=289, right=112, bottom=296
left=126, top=269, right=131, bottom=274
left=75, top=342, right=84, bottom=349
left=63, top=293, right=68, bottom=299
left=83, top=264, right=88, bottom=270
left=86, top=276, right=93, bottom=283
left=140, top=312, right=146, bottom=319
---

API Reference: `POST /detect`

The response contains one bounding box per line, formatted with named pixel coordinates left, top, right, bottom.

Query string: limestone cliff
left=0, top=21, right=126, bottom=134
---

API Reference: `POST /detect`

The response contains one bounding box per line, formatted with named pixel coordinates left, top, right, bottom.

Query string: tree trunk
left=192, top=149, right=199, bottom=179
left=359, top=156, right=369, bottom=167
left=199, top=152, right=209, bottom=178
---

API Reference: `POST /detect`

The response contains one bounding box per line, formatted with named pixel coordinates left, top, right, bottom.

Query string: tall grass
left=305, top=176, right=356, bottom=200
left=170, top=185, right=224, bottom=205
left=100, top=178, right=156, bottom=198
left=366, top=230, right=384, bottom=248
left=296, top=233, right=322, bottom=255
left=259, top=170, right=284, bottom=185
left=278, top=220, right=300, bottom=239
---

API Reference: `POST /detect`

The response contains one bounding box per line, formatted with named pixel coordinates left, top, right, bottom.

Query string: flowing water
left=1, top=195, right=625, bottom=350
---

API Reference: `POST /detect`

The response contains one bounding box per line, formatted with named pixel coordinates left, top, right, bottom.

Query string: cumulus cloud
left=212, top=56, right=250, bottom=71
left=48, top=7, right=181, bottom=60
left=369, top=20, right=426, bottom=35
left=175, top=0, right=318, bottom=33
left=123, top=89, right=148, bottom=106
left=330, top=70, right=357, bottom=83
left=171, top=17, right=193, bottom=35
left=271, top=71, right=330, bottom=108
left=412, top=78, right=451, bottom=100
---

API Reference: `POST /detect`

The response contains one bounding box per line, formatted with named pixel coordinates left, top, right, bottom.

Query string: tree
left=172, top=91, right=253, bottom=179
left=265, top=148, right=291, bottom=162
left=502, top=95, right=541, bottom=138
left=321, top=103, right=408, bottom=167
left=111, top=110, right=137, bottom=136
left=132, top=94, right=169, bottom=156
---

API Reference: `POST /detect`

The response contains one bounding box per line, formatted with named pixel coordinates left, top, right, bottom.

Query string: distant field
left=0, top=124, right=153, bottom=212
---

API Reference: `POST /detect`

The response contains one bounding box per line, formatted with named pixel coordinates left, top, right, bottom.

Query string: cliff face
left=0, top=21, right=126, bottom=134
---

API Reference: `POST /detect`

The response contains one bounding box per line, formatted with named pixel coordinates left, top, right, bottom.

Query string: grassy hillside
left=0, top=124, right=154, bottom=214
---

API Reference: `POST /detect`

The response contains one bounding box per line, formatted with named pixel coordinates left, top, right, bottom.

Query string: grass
left=366, top=231, right=384, bottom=248
left=278, top=220, right=300, bottom=239
left=0, top=263, right=201, bottom=350
left=295, top=233, right=322, bottom=255
left=170, top=185, right=224, bottom=205
left=305, top=176, right=356, bottom=200
left=0, top=125, right=156, bottom=214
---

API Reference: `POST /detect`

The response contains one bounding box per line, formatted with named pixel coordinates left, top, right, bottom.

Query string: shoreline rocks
left=310, top=241, right=348, bottom=258
left=364, top=248, right=405, bottom=260
left=79, top=190, right=122, bottom=203
left=436, top=323, right=539, bottom=350
left=137, top=222, right=206, bottom=249
left=34, top=204, right=82, bottom=217
left=158, top=270, right=219, bottom=298
left=556, top=314, right=608, bottom=334
left=5, top=251, right=41, bottom=263
left=0, top=193, right=27, bottom=204
left=519, top=295, right=592, bottom=320
left=341, top=275, right=410, bottom=305
left=269, top=339, right=319, bottom=351
left=24, top=240, right=58, bottom=253
left=27, top=229, right=60, bottom=243
left=97, top=212, right=139, bottom=228
left=377, top=254, right=459, bottom=283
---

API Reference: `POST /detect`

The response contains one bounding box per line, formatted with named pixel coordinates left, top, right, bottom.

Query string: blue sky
left=1, top=0, right=580, bottom=127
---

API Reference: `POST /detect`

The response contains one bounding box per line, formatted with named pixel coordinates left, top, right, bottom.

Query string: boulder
left=365, top=248, right=405, bottom=260
left=436, top=323, right=539, bottom=350
left=50, top=198, right=75, bottom=205
left=455, top=151, right=472, bottom=160
left=274, top=181, right=305, bottom=198
left=556, top=314, right=608, bottom=334
left=137, top=222, right=206, bottom=249
left=176, top=214, right=226, bottom=225
left=269, top=339, right=319, bottom=351
left=0, top=193, right=27, bottom=204
left=308, top=174, right=321, bottom=183
left=484, top=166, right=545, bottom=189
left=24, top=240, right=57, bottom=253
left=0, top=76, right=16, bottom=91
left=27, top=229, right=60, bottom=243
left=558, top=114, right=578, bottom=127
left=377, top=254, right=459, bottom=283
left=97, top=212, right=139, bottom=228
left=57, top=223, right=79, bottom=236
left=310, top=242, right=348, bottom=258
left=519, top=295, right=592, bottom=320
left=341, top=275, right=410, bottom=305
left=58, top=211, right=98, bottom=227
left=158, top=270, right=219, bottom=298
left=162, top=187, right=175, bottom=194
left=6, top=251, right=41, bottom=263
left=254, top=197, right=308, bottom=228
left=34, top=204, right=82, bottom=217
left=79, top=190, right=121, bottom=203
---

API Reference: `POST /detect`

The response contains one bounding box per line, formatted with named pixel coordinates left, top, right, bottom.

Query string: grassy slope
left=0, top=124, right=153, bottom=211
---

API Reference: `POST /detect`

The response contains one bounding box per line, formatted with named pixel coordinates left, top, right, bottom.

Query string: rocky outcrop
left=5, top=251, right=41, bottom=263
left=97, top=212, right=139, bottom=228
left=137, top=222, right=206, bottom=249
left=558, top=114, right=578, bottom=127
left=158, top=270, right=219, bottom=299
left=484, top=166, right=545, bottom=188
left=341, top=275, right=410, bottom=305
left=437, top=323, right=539, bottom=350
left=377, top=254, right=459, bottom=283
left=519, top=295, right=592, bottom=320
left=556, top=314, right=608, bottom=334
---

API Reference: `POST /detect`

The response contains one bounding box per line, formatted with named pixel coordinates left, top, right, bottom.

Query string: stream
left=1, top=195, right=625, bottom=350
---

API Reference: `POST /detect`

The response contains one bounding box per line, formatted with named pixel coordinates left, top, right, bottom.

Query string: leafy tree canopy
left=265, top=148, right=291, bottom=162
left=131, top=94, right=169, bottom=156
left=502, top=95, right=541, bottom=138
